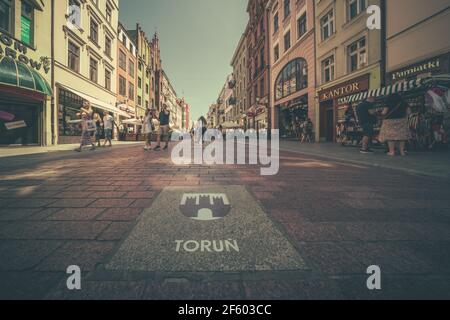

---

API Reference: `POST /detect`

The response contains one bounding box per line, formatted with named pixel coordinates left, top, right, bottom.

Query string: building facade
left=161, top=70, right=181, bottom=129
left=231, top=30, right=248, bottom=128
left=0, top=0, right=53, bottom=146
left=246, top=0, right=270, bottom=130
left=314, top=0, right=382, bottom=142
left=54, top=0, right=125, bottom=144
left=268, top=0, right=316, bottom=138
left=117, top=22, right=137, bottom=129
left=386, top=0, right=450, bottom=85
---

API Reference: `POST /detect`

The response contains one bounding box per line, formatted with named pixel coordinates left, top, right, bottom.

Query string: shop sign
left=319, top=75, right=369, bottom=102
left=0, top=32, right=50, bottom=74
left=389, top=56, right=445, bottom=82
left=5, top=120, right=27, bottom=130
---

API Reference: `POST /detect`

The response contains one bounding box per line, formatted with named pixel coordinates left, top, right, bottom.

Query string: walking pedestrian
left=143, top=109, right=154, bottom=151
left=301, top=118, right=314, bottom=143
left=379, top=94, right=412, bottom=156
left=154, top=104, right=171, bottom=151
left=93, top=112, right=103, bottom=148
left=356, top=96, right=377, bottom=154
left=103, top=112, right=114, bottom=147
left=75, top=101, right=96, bottom=152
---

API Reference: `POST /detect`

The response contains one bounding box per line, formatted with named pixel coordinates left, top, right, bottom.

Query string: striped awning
left=0, top=56, right=53, bottom=96
left=338, top=78, right=424, bottom=105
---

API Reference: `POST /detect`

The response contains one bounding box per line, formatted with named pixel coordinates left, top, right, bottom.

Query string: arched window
left=275, top=58, right=308, bottom=101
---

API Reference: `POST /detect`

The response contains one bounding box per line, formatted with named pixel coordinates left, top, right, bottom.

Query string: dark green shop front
left=0, top=56, right=52, bottom=146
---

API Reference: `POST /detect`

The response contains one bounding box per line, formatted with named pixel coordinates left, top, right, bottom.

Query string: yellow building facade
left=53, top=0, right=127, bottom=144
left=0, top=0, right=53, bottom=146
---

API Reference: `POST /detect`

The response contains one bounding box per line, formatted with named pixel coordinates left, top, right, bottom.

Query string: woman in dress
left=143, top=109, right=154, bottom=151
left=93, top=112, right=103, bottom=148
left=75, top=101, right=96, bottom=152
left=379, top=94, right=412, bottom=156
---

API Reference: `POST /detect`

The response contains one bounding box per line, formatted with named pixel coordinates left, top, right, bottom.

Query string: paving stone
left=36, top=241, right=116, bottom=271
left=97, top=208, right=143, bottom=221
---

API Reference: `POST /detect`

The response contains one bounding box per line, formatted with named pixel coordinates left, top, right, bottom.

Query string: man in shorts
left=154, top=104, right=171, bottom=151
left=103, top=113, right=115, bottom=147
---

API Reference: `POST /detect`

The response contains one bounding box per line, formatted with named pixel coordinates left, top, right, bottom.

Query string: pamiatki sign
left=106, top=186, right=307, bottom=272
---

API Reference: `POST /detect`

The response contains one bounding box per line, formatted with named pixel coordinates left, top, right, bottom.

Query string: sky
left=119, top=0, right=248, bottom=123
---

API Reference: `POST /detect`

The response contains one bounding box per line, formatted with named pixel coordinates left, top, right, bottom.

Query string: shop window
left=275, top=58, right=308, bottom=101
left=89, top=58, right=98, bottom=83
left=0, top=0, right=13, bottom=34
left=347, top=37, right=367, bottom=73
left=119, top=76, right=126, bottom=96
left=21, top=1, right=34, bottom=46
left=322, top=55, right=335, bottom=84
left=68, top=41, right=80, bottom=73
left=321, top=10, right=334, bottom=41
left=58, top=88, right=84, bottom=137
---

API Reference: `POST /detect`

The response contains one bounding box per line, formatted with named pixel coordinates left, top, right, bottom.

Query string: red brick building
left=246, top=0, right=271, bottom=130
left=268, top=0, right=316, bottom=137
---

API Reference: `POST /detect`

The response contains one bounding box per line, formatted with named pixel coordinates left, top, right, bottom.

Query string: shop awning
left=0, top=56, right=53, bottom=96
left=339, top=78, right=424, bottom=105
left=57, top=84, right=130, bottom=118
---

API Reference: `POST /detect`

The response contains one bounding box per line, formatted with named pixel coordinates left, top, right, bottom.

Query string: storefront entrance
left=0, top=96, right=42, bottom=146
left=277, top=96, right=309, bottom=139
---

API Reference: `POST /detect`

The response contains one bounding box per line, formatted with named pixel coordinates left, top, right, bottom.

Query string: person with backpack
left=379, top=94, right=412, bottom=156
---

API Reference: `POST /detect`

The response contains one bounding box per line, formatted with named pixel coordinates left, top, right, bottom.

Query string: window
left=322, top=56, right=335, bottom=83
left=347, top=0, right=366, bottom=21
left=138, top=62, right=142, bottom=71
left=105, top=36, right=111, bottom=57
left=106, top=4, right=112, bottom=24
left=284, top=0, right=290, bottom=19
left=146, top=84, right=149, bottom=94
left=128, top=59, right=134, bottom=77
left=274, top=45, right=279, bottom=62
left=105, top=69, right=111, bottom=90
left=119, top=76, right=126, bottom=96
left=0, top=0, right=13, bottom=33
left=89, top=58, right=98, bottom=83
left=128, top=82, right=134, bottom=100
left=348, top=37, right=367, bottom=72
left=275, top=58, right=308, bottom=100
left=321, top=10, right=334, bottom=41
left=68, top=41, right=80, bottom=73
left=273, top=12, right=279, bottom=33
left=260, top=77, right=265, bottom=97
left=138, top=77, right=142, bottom=89
left=138, top=96, right=142, bottom=106
left=297, top=13, right=307, bottom=39
left=90, top=19, right=98, bottom=44
left=260, top=47, right=265, bottom=69
left=119, top=50, right=126, bottom=70
left=21, top=1, right=34, bottom=46
left=284, top=31, right=291, bottom=52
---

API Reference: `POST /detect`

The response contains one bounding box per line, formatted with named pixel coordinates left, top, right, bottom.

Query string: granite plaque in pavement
left=106, top=186, right=307, bottom=272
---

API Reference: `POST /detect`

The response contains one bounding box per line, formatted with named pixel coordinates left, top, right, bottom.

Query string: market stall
left=338, top=75, right=450, bottom=151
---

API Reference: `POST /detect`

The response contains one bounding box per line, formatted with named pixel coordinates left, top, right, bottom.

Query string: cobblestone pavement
left=0, top=143, right=449, bottom=300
